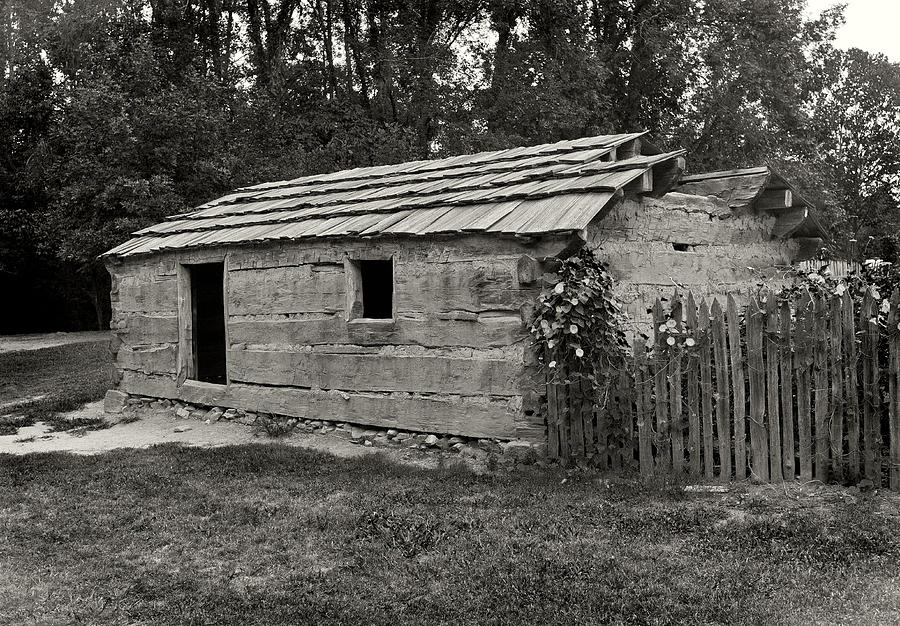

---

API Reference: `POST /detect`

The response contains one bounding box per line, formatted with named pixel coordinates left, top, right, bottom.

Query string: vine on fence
left=527, top=248, right=628, bottom=406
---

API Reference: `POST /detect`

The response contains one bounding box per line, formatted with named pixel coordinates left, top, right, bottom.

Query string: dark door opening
left=189, top=263, right=227, bottom=384
left=359, top=259, right=393, bottom=319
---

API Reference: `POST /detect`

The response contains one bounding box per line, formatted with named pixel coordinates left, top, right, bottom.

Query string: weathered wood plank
left=113, top=314, right=179, bottom=345
left=120, top=371, right=520, bottom=439
left=765, top=294, right=783, bottom=482
left=581, top=377, right=596, bottom=459
left=686, top=293, right=702, bottom=475
left=843, top=290, right=860, bottom=482
left=860, top=289, right=880, bottom=482
left=228, top=315, right=526, bottom=349
left=711, top=299, right=732, bottom=480
left=829, top=295, right=845, bottom=481
left=779, top=300, right=795, bottom=480
left=228, top=265, right=346, bottom=315
left=118, top=345, right=177, bottom=374
left=652, top=299, right=671, bottom=472
left=889, top=290, right=900, bottom=491
left=813, top=295, right=830, bottom=482
left=547, top=375, right=560, bottom=458
left=698, top=299, right=715, bottom=479
left=634, top=338, right=654, bottom=475
left=176, top=264, right=193, bottom=383
left=115, top=274, right=178, bottom=313
left=617, top=370, right=634, bottom=470
left=227, top=349, right=524, bottom=396
left=669, top=294, right=684, bottom=473
left=796, top=293, right=814, bottom=482
left=570, top=378, right=585, bottom=458
left=557, top=365, right=571, bottom=460
left=748, top=296, right=769, bottom=481
left=727, top=295, right=747, bottom=480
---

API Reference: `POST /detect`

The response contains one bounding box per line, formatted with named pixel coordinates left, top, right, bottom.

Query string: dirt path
left=0, top=401, right=469, bottom=471
left=0, top=331, right=111, bottom=354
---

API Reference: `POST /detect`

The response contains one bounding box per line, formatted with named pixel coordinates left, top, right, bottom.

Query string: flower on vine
left=548, top=360, right=557, bottom=368
left=685, top=338, right=696, bottom=347
left=569, top=324, right=578, bottom=334
left=883, top=299, right=891, bottom=314
left=666, top=336, right=676, bottom=346
left=658, top=324, right=667, bottom=333
left=575, top=347, right=584, bottom=357
left=554, top=282, right=565, bottom=294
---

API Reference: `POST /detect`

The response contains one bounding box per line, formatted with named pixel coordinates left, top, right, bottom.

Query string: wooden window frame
left=176, top=252, right=230, bottom=388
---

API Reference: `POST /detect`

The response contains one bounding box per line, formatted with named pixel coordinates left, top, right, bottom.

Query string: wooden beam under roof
left=624, top=169, right=653, bottom=194
left=756, top=188, right=793, bottom=210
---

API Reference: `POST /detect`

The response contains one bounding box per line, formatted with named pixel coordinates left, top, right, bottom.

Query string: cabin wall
left=107, top=235, right=570, bottom=441
left=587, top=192, right=800, bottom=332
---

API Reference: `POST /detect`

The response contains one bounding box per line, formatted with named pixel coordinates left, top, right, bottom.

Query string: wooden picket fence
left=546, top=288, right=900, bottom=488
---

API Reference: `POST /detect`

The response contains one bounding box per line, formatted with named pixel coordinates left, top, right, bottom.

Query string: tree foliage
left=0, top=0, right=897, bottom=332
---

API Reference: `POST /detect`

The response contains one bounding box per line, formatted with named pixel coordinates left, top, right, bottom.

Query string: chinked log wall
left=108, top=235, right=571, bottom=441
left=548, top=288, right=900, bottom=489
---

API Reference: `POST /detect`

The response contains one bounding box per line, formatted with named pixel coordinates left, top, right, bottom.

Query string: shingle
left=105, top=134, right=687, bottom=257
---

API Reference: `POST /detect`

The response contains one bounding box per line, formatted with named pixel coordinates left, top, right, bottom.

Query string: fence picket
left=669, top=295, right=685, bottom=472
left=843, top=290, right=860, bottom=481
left=547, top=374, right=560, bottom=459
left=814, top=295, right=830, bottom=482
left=861, top=289, right=880, bottom=482
left=889, top=290, right=900, bottom=491
left=830, top=295, right=845, bottom=480
left=727, top=295, right=746, bottom=480
left=748, top=296, right=769, bottom=481
left=796, top=292, right=814, bottom=481
left=652, top=299, right=671, bottom=471
left=699, top=300, right=715, bottom=478
left=634, top=338, right=653, bottom=475
left=618, top=370, right=634, bottom=469
left=686, top=293, right=702, bottom=475
left=765, top=294, right=783, bottom=482
left=711, top=299, right=732, bottom=480
left=779, top=300, right=795, bottom=480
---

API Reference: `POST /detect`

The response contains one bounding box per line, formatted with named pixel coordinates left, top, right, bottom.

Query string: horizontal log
left=394, top=260, right=538, bottom=313
left=113, top=314, right=179, bottom=345
left=118, top=345, right=177, bottom=374
left=757, top=188, right=793, bottom=210
left=118, top=372, right=520, bottom=439
left=114, top=275, right=177, bottom=313
left=228, top=315, right=525, bottom=349
left=226, top=234, right=577, bottom=270
left=228, top=265, right=346, bottom=315
left=227, top=349, right=524, bottom=395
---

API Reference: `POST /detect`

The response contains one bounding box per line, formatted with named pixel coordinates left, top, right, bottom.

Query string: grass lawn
left=0, top=341, right=114, bottom=434
left=2, top=446, right=900, bottom=625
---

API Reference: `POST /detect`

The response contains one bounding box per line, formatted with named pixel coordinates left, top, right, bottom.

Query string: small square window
left=347, top=258, right=393, bottom=320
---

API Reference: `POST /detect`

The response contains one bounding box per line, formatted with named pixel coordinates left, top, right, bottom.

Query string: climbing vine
left=528, top=248, right=628, bottom=398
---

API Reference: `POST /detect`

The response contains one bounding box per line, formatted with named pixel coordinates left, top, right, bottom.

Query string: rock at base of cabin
left=103, top=390, right=128, bottom=414
left=423, top=434, right=439, bottom=447
left=205, top=407, right=224, bottom=422
left=188, top=410, right=206, bottom=421
left=175, top=407, right=191, bottom=419
left=500, top=440, right=540, bottom=463
left=459, top=445, right=488, bottom=461
left=222, top=408, right=239, bottom=420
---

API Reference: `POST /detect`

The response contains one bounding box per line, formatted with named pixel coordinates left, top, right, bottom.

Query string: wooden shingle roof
left=676, top=166, right=827, bottom=239
left=104, top=132, right=685, bottom=258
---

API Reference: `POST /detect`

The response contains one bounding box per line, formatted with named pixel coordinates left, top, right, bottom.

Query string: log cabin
left=102, top=134, right=825, bottom=442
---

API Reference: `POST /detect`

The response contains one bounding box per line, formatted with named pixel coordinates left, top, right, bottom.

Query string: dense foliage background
left=0, top=0, right=898, bottom=332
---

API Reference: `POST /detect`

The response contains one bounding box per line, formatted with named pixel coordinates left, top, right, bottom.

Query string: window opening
left=359, top=259, right=393, bottom=319
left=672, top=243, right=694, bottom=252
